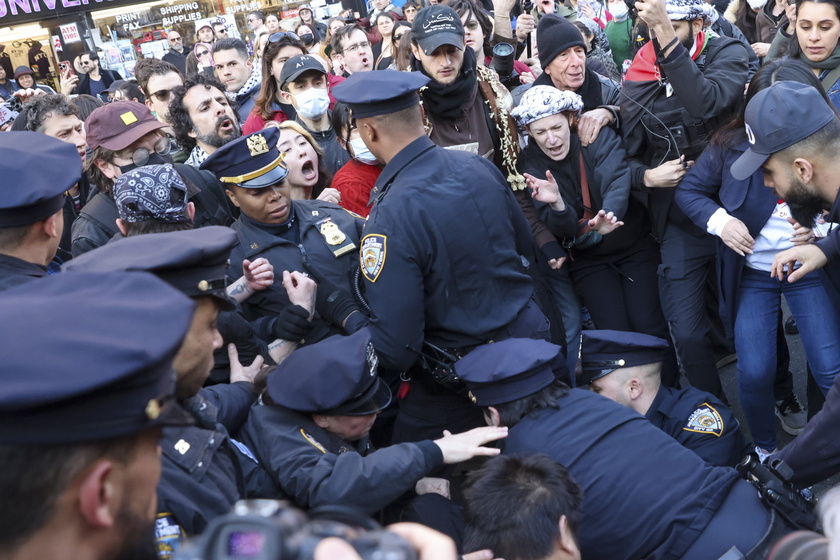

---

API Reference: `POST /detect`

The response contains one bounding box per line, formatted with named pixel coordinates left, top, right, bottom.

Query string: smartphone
left=59, top=60, right=72, bottom=76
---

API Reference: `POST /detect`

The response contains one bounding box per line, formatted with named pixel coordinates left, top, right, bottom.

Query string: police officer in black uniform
left=332, top=70, right=549, bottom=444
left=579, top=330, right=749, bottom=467
left=457, top=337, right=792, bottom=560
left=0, top=132, right=81, bottom=290
left=0, top=271, right=194, bottom=560
left=201, top=128, right=367, bottom=346
left=238, top=328, right=507, bottom=519
left=63, top=227, right=274, bottom=557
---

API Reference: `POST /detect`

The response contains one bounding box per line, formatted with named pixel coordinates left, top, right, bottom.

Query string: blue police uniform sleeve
left=675, top=393, right=749, bottom=468
left=243, top=405, right=445, bottom=514
left=198, top=382, right=258, bottom=435
left=361, top=208, right=429, bottom=372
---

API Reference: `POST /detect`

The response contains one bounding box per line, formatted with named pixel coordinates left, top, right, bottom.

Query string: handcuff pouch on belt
left=417, top=342, right=471, bottom=397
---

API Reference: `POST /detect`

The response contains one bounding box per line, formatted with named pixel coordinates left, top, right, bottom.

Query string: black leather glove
left=271, top=304, right=313, bottom=341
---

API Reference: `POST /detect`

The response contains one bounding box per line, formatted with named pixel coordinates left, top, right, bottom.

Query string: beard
left=681, top=31, right=696, bottom=50
left=113, top=504, right=158, bottom=560
left=783, top=175, right=826, bottom=228
left=197, top=115, right=242, bottom=149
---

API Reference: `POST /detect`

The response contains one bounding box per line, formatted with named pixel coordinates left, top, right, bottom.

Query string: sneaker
left=775, top=394, right=807, bottom=435
left=784, top=316, right=799, bottom=335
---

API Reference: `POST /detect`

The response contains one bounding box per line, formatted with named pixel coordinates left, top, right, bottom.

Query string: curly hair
left=253, top=35, right=307, bottom=121
left=168, top=72, right=231, bottom=151
left=22, top=93, right=79, bottom=134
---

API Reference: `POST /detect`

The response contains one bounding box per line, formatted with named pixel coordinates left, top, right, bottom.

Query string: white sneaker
left=775, top=395, right=807, bottom=436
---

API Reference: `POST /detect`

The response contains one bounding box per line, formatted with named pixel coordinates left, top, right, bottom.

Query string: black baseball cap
left=279, top=54, right=326, bottom=88
left=731, top=81, right=836, bottom=181
left=411, top=5, right=465, bottom=55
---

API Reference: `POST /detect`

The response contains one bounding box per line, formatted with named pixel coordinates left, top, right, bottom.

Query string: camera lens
left=768, top=531, right=828, bottom=560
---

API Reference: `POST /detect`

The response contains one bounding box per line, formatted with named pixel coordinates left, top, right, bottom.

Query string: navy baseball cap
left=114, top=164, right=191, bottom=223
left=411, top=5, right=465, bottom=55
left=731, top=81, right=836, bottom=181
left=332, top=69, right=430, bottom=119
left=62, top=226, right=238, bottom=310
left=456, top=338, right=563, bottom=406
left=200, top=128, right=289, bottom=188
left=279, top=54, right=326, bottom=88
left=267, top=328, right=392, bottom=415
left=578, top=330, right=669, bottom=386
left=0, top=132, right=81, bottom=227
left=0, top=271, right=194, bottom=445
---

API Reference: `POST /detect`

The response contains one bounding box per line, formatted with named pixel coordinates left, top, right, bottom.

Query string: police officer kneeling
left=579, top=329, right=749, bottom=467
left=239, top=328, right=508, bottom=521
left=457, top=338, right=793, bottom=560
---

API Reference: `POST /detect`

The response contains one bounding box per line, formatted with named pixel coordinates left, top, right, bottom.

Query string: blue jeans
left=735, top=267, right=840, bottom=450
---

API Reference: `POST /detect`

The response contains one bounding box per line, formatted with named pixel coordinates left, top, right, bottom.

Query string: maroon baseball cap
left=85, top=101, right=167, bottom=151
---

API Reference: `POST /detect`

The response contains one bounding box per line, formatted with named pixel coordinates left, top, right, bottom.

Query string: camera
left=768, top=530, right=828, bottom=560
left=490, top=43, right=520, bottom=91
left=174, top=500, right=418, bottom=560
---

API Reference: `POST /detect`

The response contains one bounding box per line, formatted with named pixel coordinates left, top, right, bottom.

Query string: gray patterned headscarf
left=511, top=86, right=584, bottom=130
left=666, top=0, right=710, bottom=22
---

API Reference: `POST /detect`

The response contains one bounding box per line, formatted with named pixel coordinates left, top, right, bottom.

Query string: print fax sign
left=0, top=0, right=137, bottom=26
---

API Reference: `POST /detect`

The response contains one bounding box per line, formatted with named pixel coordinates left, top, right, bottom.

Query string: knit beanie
left=537, top=14, right=586, bottom=68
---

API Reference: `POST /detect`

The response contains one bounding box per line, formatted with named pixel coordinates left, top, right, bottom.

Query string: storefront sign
left=0, top=0, right=140, bottom=26
left=60, top=22, right=81, bottom=42
left=224, top=0, right=263, bottom=15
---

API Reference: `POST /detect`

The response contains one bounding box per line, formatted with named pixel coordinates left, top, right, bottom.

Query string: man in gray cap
left=730, top=80, right=840, bottom=489
left=0, top=271, right=194, bottom=560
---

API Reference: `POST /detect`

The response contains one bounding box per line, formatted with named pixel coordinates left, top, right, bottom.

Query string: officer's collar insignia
left=247, top=134, right=270, bottom=157
left=360, top=234, right=387, bottom=283
left=683, top=403, right=724, bottom=437
left=468, top=391, right=477, bottom=404
left=145, top=398, right=161, bottom=420
left=300, top=429, right=327, bottom=453
left=174, top=439, right=191, bottom=455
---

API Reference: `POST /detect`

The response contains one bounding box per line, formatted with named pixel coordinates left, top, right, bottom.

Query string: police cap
left=456, top=338, right=562, bottom=406
left=578, top=330, right=669, bottom=386
left=0, top=132, right=81, bottom=228
left=0, top=271, right=194, bottom=445
left=267, top=328, right=392, bottom=416
left=62, top=226, right=238, bottom=310
left=331, top=69, right=430, bottom=119
left=114, top=163, right=191, bottom=223
left=200, top=128, right=289, bottom=188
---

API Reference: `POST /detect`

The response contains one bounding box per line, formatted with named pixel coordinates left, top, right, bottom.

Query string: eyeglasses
left=149, top=88, right=178, bottom=102
left=405, top=7, right=416, bottom=12
left=169, top=37, right=181, bottom=42
left=269, top=31, right=300, bottom=43
left=121, top=136, right=173, bottom=167
left=80, top=61, right=91, bottom=65
left=217, top=28, right=228, bottom=33
left=343, top=41, right=371, bottom=53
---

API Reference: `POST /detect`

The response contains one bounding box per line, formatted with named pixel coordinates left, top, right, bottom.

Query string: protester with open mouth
left=272, top=120, right=341, bottom=204
left=169, top=72, right=243, bottom=168
left=331, top=24, right=375, bottom=75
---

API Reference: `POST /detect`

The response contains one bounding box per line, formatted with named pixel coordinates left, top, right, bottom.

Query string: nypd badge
left=319, top=219, right=347, bottom=246
left=683, top=403, right=724, bottom=437
left=247, top=133, right=270, bottom=157
left=361, top=234, right=386, bottom=282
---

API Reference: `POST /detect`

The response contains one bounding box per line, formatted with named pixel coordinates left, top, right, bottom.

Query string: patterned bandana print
left=666, top=0, right=708, bottom=21
left=226, top=64, right=262, bottom=103
left=186, top=145, right=210, bottom=168
left=511, top=85, right=584, bottom=131
left=113, top=164, right=191, bottom=223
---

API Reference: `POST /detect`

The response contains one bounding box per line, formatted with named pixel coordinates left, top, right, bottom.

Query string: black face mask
left=118, top=152, right=172, bottom=175
left=300, top=33, right=315, bottom=46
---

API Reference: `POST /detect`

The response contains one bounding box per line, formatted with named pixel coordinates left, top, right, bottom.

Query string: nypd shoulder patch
left=360, top=234, right=387, bottom=283
left=300, top=429, right=327, bottom=453
left=683, top=403, right=724, bottom=437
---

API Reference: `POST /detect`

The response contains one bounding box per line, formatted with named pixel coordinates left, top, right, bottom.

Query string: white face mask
left=608, top=3, right=628, bottom=18
left=746, top=0, right=768, bottom=10
left=349, top=136, right=379, bottom=165
left=294, top=86, right=330, bottom=119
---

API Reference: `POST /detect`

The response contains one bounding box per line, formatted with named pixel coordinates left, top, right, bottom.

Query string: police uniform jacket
left=646, top=384, right=748, bottom=467
left=621, top=34, right=749, bottom=240
left=157, top=383, right=268, bottom=538
left=70, top=165, right=235, bottom=257
left=504, top=388, right=749, bottom=560
left=228, top=199, right=364, bottom=343
left=0, top=254, right=46, bottom=291
left=239, top=402, right=444, bottom=514
left=361, top=135, right=535, bottom=372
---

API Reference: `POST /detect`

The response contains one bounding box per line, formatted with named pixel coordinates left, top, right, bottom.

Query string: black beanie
left=537, top=14, right=586, bottom=68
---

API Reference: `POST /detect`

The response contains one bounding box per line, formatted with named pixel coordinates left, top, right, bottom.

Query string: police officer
left=238, top=328, right=507, bottom=517
left=579, top=330, right=749, bottom=467
left=456, top=338, right=791, bottom=560
left=63, top=227, right=274, bottom=555
left=332, top=70, right=549, bottom=444
left=0, top=271, right=194, bottom=560
left=201, top=127, right=367, bottom=346
left=0, top=132, right=81, bottom=290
